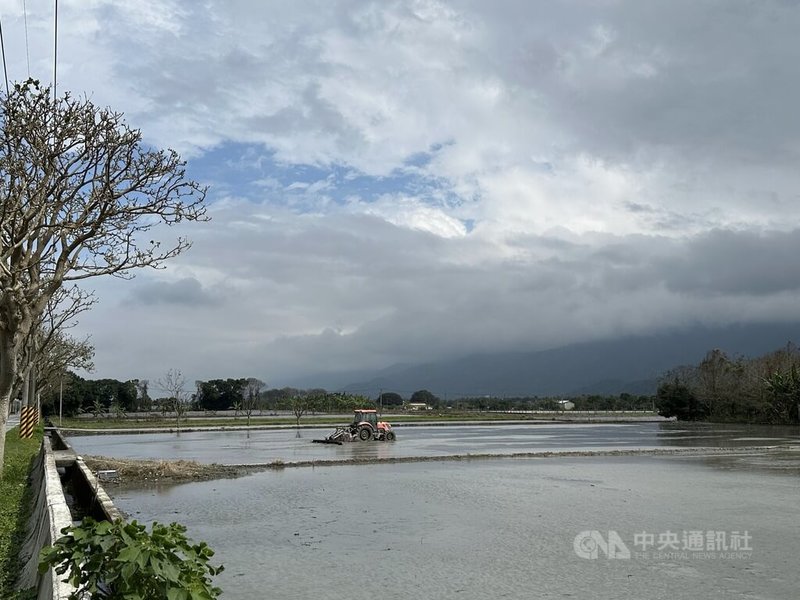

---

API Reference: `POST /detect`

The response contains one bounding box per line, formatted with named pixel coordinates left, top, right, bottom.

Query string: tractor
left=351, top=409, right=395, bottom=441
left=313, top=409, right=396, bottom=444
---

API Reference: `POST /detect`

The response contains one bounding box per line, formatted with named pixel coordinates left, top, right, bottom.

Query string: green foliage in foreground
left=0, top=426, right=43, bottom=600
left=40, top=518, right=223, bottom=600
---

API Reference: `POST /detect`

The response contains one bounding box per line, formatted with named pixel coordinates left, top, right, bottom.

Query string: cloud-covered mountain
left=327, top=323, right=800, bottom=398
left=6, top=3, right=798, bottom=386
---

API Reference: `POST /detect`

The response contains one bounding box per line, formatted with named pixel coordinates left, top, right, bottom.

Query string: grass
left=0, top=425, right=43, bottom=600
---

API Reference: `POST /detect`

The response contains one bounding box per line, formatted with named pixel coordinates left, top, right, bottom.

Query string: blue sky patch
left=186, top=142, right=464, bottom=212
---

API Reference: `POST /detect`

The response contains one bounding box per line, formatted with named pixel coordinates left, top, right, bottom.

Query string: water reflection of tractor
left=313, top=409, right=396, bottom=444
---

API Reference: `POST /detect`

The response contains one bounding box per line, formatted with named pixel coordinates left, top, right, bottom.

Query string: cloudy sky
left=3, top=0, right=800, bottom=387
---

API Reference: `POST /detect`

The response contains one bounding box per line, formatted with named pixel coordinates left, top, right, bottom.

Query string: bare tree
left=290, top=395, right=307, bottom=428
left=14, top=285, right=95, bottom=409
left=241, top=378, right=265, bottom=428
left=33, top=330, right=94, bottom=399
left=158, top=369, right=189, bottom=433
left=290, top=393, right=321, bottom=428
left=0, top=80, right=207, bottom=474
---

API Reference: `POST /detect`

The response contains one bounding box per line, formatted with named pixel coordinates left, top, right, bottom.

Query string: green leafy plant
left=39, top=518, right=223, bottom=600
left=110, top=401, right=127, bottom=420
left=764, top=365, right=800, bottom=423
left=90, top=399, right=107, bottom=419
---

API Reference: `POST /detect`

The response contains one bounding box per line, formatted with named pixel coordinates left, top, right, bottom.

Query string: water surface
left=68, top=422, right=800, bottom=465
left=110, top=455, right=799, bottom=600
left=76, top=422, right=800, bottom=598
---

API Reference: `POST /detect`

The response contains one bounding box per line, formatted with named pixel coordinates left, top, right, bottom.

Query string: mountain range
left=299, top=322, right=800, bottom=399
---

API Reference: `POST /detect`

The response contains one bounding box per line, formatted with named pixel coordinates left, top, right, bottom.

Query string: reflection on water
left=692, top=448, right=800, bottom=476
left=110, top=456, right=799, bottom=600
left=656, top=422, right=800, bottom=448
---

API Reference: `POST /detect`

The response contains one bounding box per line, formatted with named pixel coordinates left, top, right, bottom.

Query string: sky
left=2, top=0, right=800, bottom=389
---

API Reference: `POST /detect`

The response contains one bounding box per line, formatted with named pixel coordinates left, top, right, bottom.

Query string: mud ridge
left=86, top=445, right=799, bottom=484
left=235, top=445, right=797, bottom=470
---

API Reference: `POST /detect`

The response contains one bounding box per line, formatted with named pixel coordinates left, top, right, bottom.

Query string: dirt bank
left=82, top=456, right=260, bottom=484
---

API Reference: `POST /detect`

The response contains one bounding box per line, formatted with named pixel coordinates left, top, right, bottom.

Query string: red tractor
left=350, top=409, right=395, bottom=441
left=314, top=409, right=396, bottom=444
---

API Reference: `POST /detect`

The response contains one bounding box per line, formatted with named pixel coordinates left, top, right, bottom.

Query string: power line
left=0, top=15, right=9, bottom=96
left=23, top=0, right=30, bottom=76
left=53, top=0, right=58, bottom=101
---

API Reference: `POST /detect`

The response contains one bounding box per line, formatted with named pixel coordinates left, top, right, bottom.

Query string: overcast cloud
left=2, top=0, right=799, bottom=386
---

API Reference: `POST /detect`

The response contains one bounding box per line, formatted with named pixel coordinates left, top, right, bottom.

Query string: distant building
left=558, top=400, right=575, bottom=411
left=407, top=403, right=431, bottom=411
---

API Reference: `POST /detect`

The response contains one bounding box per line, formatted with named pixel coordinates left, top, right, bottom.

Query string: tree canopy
left=0, top=79, right=207, bottom=474
left=656, top=345, right=800, bottom=424
left=410, top=389, right=439, bottom=406
left=194, top=379, right=248, bottom=411
left=378, top=392, right=403, bottom=407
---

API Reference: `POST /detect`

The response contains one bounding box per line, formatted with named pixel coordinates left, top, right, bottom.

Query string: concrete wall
left=16, top=437, right=77, bottom=600
left=47, top=428, right=71, bottom=451
left=16, top=431, right=123, bottom=599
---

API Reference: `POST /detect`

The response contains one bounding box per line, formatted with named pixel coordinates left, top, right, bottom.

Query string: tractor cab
left=351, top=409, right=378, bottom=428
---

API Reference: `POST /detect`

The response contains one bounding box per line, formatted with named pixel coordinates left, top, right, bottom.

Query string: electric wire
left=0, top=15, right=9, bottom=96
left=53, top=0, right=58, bottom=102
left=23, top=0, right=30, bottom=76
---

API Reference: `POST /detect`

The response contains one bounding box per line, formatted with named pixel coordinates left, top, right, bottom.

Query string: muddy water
left=110, top=454, right=798, bottom=600
left=67, top=422, right=800, bottom=465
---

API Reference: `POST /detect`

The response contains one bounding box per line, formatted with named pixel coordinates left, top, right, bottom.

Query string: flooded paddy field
left=70, top=423, right=800, bottom=598
left=110, top=454, right=799, bottom=600
left=66, top=422, right=800, bottom=465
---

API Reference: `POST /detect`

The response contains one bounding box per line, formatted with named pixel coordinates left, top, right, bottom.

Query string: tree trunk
left=0, top=335, right=18, bottom=479
left=0, top=389, right=9, bottom=478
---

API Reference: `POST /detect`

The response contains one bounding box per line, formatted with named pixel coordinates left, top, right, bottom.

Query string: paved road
left=5, top=413, right=20, bottom=432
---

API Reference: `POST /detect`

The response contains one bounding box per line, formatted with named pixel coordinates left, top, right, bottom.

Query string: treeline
left=42, top=374, right=376, bottom=417
left=446, top=393, right=654, bottom=412
left=381, top=390, right=653, bottom=411
left=44, top=373, right=142, bottom=417
left=39, top=343, right=800, bottom=425
left=43, top=374, right=658, bottom=417
left=656, top=344, right=800, bottom=424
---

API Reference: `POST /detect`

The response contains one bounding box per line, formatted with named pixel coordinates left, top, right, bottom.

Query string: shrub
left=39, top=518, right=223, bottom=600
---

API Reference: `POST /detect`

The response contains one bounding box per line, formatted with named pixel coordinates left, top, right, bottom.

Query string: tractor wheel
left=385, top=431, right=396, bottom=441
left=358, top=427, right=372, bottom=441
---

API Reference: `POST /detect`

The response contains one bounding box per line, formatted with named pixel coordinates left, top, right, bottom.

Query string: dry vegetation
left=83, top=456, right=243, bottom=484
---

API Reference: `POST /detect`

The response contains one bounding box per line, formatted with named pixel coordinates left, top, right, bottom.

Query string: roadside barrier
left=19, top=406, right=38, bottom=438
